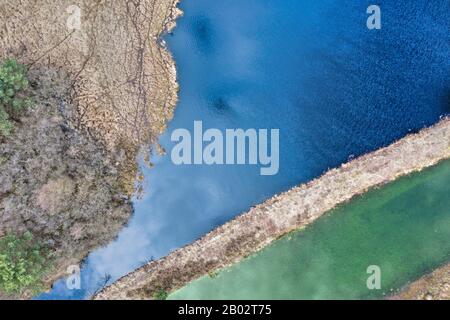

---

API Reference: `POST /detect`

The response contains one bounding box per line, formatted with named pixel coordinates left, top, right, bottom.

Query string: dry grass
left=0, top=0, right=181, bottom=192
left=0, top=0, right=181, bottom=298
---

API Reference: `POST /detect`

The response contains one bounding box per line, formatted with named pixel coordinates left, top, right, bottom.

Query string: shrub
left=153, top=288, right=169, bottom=300
left=0, top=231, right=51, bottom=295
left=0, top=58, right=33, bottom=136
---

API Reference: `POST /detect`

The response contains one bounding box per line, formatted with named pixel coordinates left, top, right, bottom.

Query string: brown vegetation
left=0, top=0, right=181, bottom=193
left=0, top=0, right=181, bottom=298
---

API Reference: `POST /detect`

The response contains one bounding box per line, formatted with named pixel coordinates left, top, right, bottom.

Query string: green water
left=170, top=160, right=450, bottom=299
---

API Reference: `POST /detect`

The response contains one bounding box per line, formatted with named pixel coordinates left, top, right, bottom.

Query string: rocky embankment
left=95, top=118, right=450, bottom=300
left=390, top=262, right=450, bottom=300
left=0, top=0, right=181, bottom=298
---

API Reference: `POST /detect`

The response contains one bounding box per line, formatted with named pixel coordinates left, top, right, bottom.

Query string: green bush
left=0, top=58, right=33, bottom=136
left=153, top=288, right=169, bottom=300
left=0, top=232, right=51, bottom=295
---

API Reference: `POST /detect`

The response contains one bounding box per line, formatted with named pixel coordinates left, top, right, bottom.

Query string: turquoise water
left=171, top=160, right=450, bottom=299
left=39, top=1, right=449, bottom=299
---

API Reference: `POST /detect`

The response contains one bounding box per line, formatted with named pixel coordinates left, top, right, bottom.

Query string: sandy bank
left=95, top=117, right=450, bottom=300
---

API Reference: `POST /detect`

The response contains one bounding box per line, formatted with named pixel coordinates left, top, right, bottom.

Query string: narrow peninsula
left=95, top=118, right=450, bottom=299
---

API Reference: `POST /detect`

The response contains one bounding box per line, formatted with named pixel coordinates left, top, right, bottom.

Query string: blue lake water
left=38, top=0, right=449, bottom=299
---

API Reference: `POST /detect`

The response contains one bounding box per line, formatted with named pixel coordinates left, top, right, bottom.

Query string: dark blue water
left=38, top=0, right=449, bottom=299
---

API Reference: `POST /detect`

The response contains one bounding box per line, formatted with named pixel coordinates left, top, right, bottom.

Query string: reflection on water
left=170, top=160, right=450, bottom=299
left=38, top=0, right=449, bottom=299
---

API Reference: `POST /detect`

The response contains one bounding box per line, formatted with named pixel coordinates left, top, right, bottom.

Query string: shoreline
left=390, top=262, right=450, bottom=300
left=0, top=0, right=183, bottom=298
left=95, top=117, right=450, bottom=300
